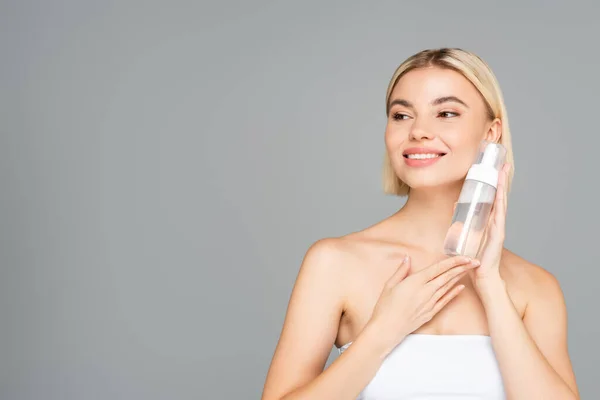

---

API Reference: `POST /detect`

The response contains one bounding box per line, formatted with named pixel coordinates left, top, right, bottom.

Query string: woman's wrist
left=474, top=274, right=507, bottom=307
left=358, top=320, right=405, bottom=360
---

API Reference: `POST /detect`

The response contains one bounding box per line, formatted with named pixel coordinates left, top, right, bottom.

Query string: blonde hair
left=382, top=48, right=514, bottom=196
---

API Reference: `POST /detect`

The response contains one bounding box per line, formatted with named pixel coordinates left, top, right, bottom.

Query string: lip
left=402, top=147, right=447, bottom=168
left=402, top=147, right=447, bottom=156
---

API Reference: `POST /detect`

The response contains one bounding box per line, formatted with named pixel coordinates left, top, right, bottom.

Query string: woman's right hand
left=367, top=255, right=480, bottom=354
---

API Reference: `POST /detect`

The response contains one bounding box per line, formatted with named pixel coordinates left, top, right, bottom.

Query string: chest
left=338, top=252, right=526, bottom=343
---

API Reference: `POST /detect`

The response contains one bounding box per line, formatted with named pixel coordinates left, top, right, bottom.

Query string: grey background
left=1, top=1, right=598, bottom=399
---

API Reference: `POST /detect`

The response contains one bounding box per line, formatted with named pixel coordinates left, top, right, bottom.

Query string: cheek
left=445, top=124, right=485, bottom=153
left=447, top=135, right=483, bottom=172
left=384, top=124, right=405, bottom=150
left=448, top=136, right=477, bottom=154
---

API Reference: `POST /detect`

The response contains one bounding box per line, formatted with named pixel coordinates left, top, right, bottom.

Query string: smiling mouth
left=403, top=153, right=447, bottom=160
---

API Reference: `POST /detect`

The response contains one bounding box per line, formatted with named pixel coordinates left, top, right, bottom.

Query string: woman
left=261, top=48, right=579, bottom=399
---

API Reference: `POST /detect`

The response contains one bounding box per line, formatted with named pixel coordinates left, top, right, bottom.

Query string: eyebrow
left=388, top=96, right=469, bottom=111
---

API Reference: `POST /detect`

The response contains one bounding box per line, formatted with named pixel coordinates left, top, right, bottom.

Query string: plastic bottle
left=443, top=140, right=507, bottom=258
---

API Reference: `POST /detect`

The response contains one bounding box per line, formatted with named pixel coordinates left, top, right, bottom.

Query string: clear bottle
left=443, top=140, right=507, bottom=258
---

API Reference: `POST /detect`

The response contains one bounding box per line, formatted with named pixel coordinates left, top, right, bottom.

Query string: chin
left=399, top=174, right=466, bottom=192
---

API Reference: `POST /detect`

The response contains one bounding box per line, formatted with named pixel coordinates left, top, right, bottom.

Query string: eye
left=392, top=112, right=410, bottom=121
left=438, top=111, right=459, bottom=118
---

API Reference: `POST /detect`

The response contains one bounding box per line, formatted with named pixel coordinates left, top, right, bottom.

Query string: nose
left=409, top=120, right=435, bottom=141
left=409, top=128, right=435, bottom=141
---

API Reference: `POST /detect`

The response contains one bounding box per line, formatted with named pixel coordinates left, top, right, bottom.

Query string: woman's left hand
left=468, top=163, right=511, bottom=291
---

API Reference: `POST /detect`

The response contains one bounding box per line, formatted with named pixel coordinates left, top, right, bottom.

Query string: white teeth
left=406, top=153, right=442, bottom=159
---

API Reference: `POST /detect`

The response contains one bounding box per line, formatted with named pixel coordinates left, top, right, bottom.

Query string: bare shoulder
left=304, top=228, right=398, bottom=263
left=501, top=249, right=565, bottom=309
left=300, top=234, right=381, bottom=278
left=295, top=237, right=358, bottom=298
left=301, top=236, right=357, bottom=272
left=300, top=230, right=402, bottom=290
left=261, top=236, right=369, bottom=399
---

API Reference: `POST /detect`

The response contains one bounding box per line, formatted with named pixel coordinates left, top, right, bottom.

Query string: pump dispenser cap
left=465, top=140, right=507, bottom=188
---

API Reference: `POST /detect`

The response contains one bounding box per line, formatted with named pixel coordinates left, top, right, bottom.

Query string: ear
left=484, top=118, right=502, bottom=143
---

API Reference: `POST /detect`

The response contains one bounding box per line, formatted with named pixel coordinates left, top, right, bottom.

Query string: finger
left=498, top=163, right=510, bottom=211
left=419, top=255, right=477, bottom=282
left=493, top=168, right=503, bottom=206
left=497, top=167, right=506, bottom=216
left=491, top=165, right=508, bottom=233
left=503, top=163, right=510, bottom=214
left=427, top=263, right=473, bottom=293
left=493, top=189, right=503, bottom=230
left=477, top=227, right=489, bottom=256
left=430, top=284, right=466, bottom=315
left=386, top=255, right=411, bottom=287
left=430, top=270, right=468, bottom=303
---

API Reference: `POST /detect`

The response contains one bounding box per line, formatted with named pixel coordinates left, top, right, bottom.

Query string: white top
left=337, top=334, right=505, bottom=399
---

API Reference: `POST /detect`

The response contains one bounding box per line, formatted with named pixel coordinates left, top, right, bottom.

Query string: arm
left=476, top=269, right=579, bottom=400
left=261, top=239, right=389, bottom=400
left=473, top=163, right=578, bottom=399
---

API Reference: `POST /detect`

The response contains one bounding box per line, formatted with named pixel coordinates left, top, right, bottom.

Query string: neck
left=392, top=182, right=463, bottom=253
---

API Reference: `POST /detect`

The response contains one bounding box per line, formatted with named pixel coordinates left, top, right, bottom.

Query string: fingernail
left=471, top=259, right=480, bottom=266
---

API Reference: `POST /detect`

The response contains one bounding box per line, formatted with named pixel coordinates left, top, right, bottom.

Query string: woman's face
left=385, top=67, right=501, bottom=191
